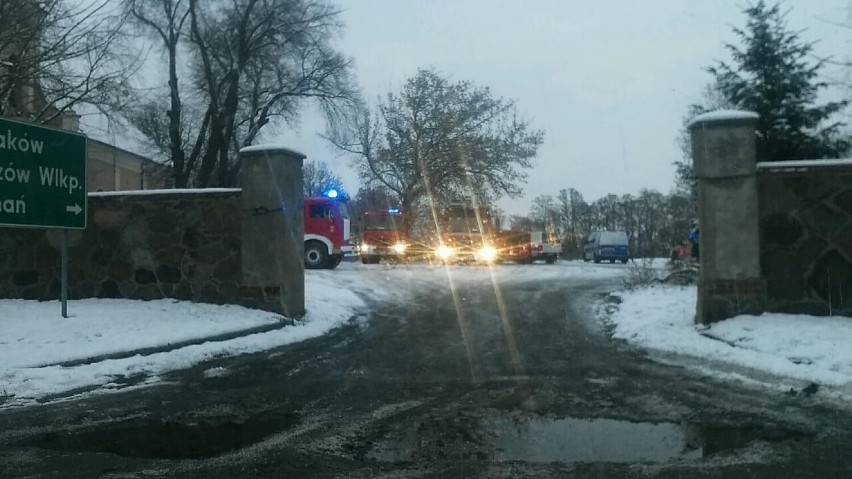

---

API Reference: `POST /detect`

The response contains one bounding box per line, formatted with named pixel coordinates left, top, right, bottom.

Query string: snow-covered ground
left=6, top=257, right=847, bottom=409
left=607, top=284, right=852, bottom=399
left=0, top=300, right=282, bottom=369
left=0, top=274, right=366, bottom=408
left=0, top=259, right=636, bottom=409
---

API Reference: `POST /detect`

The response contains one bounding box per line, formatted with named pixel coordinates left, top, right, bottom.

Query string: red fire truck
left=434, top=200, right=499, bottom=264
left=495, top=230, right=533, bottom=264
left=358, top=208, right=408, bottom=264
left=303, top=191, right=352, bottom=269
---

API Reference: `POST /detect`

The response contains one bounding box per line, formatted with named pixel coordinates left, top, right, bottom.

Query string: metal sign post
left=61, top=230, right=68, bottom=318
left=0, top=117, right=87, bottom=317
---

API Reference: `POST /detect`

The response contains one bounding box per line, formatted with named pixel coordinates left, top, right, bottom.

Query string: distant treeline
left=509, top=188, right=694, bottom=259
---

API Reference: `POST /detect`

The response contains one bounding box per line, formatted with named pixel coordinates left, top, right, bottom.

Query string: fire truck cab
left=359, top=208, right=407, bottom=264
left=434, top=201, right=499, bottom=264
left=304, top=193, right=352, bottom=269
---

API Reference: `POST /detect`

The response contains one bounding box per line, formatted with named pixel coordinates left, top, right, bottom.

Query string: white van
left=530, top=231, right=560, bottom=263
left=583, top=231, right=630, bottom=264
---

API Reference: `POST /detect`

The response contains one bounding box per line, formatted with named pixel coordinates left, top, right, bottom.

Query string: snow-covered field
left=3, top=257, right=849, bottom=409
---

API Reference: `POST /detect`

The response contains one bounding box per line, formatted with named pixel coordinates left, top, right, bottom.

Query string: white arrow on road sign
left=66, top=204, right=82, bottom=215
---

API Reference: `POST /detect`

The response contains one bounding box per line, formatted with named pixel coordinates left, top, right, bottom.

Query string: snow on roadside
left=606, top=284, right=852, bottom=393
left=0, top=274, right=365, bottom=408
left=0, top=300, right=282, bottom=368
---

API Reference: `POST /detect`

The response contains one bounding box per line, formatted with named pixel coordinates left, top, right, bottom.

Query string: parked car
left=583, top=230, right=630, bottom=264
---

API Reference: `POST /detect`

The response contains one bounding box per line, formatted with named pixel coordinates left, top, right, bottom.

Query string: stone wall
left=758, top=165, right=852, bottom=316
left=688, top=109, right=852, bottom=322
left=0, top=190, right=243, bottom=305
left=689, top=111, right=765, bottom=324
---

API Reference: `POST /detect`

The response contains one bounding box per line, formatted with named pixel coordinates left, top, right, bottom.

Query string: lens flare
left=436, top=245, right=454, bottom=260
left=478, top=245, right=498, bottom=262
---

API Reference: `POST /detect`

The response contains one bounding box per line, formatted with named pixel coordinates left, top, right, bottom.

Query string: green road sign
left=0, top=117, right=87, bottom=229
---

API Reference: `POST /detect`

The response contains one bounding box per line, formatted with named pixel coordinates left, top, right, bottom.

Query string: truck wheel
left=621, top=258, right=629, bottom=264
left=593, top=255, right=601, bottom=264
left=545, top=255, right=556, bottom=264
left=304, top=241, right=329, bottom=270
left=329, top=254, right=343, bottom=269
left=361, top=255, right=379, bottom=265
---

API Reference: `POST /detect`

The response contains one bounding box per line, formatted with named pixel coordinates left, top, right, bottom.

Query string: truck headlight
left=478, top=245, right=498, bottom=262
left=392, top=242, right=407, bottom=254
left=436, top=245, right=454, bottom=260
left=360, top=243, right=374, bottom=253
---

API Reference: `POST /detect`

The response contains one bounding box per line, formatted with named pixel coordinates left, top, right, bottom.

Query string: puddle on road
left=366, top=414, right=806, bottom=464
left=24, top=407, right=805, bottom=463
left=483, top=416, right=698, bottom=463
left=483, top=415, right=808, bottom=463
left=19, top=407, right=297, bottom=459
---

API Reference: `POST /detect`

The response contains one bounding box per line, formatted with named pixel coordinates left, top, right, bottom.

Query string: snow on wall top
left=239, top=144, right=306, bottom=158
left=89, top=188, right=241, bottom=197
left=757, top=158, right=852, bottom=170
left=688, top=110, right=759, bottom=128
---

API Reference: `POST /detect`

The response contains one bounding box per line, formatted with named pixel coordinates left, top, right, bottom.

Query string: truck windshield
left=337, top=202, right=350, bottom=219
left=363, top=214, right=402, bottom=230
left=446, top=216, right=487, bottom=234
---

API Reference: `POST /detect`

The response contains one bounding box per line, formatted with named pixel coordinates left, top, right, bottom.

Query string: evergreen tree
left=706, top=0, right=848, bottom=161
left=675, top=84, right=733, bottom=203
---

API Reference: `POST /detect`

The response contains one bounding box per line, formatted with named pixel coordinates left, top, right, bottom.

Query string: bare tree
left=303, top=159, right=343, bottom=197
left=191, top=0, right=356, bottom=187
left=126, top=0, right=196, bottom=187
left=509, top=215, right=535, bottom=231
left=327, top=68, right=544, bottom=234
left=529, top=194, right=558, bottom=230
left=126, top=0, right=356, bottom=188
left=0, top=0, right=138, bottom=127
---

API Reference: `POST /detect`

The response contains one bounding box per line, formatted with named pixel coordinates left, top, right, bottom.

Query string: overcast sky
left=278, top=1, right=851, bottom=216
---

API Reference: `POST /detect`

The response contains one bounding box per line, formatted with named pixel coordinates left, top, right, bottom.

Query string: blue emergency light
left=388, top=207, right=400, bottom=214
left=324, top=189, right=339, bottom=198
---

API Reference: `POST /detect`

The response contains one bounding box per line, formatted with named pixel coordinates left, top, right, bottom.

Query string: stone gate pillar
left=689, top=111, right=766, bottom=324
left=239, top=145, right=305, bottom=318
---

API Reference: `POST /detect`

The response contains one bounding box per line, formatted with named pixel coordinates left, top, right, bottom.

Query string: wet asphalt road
left=1, top=264, right=852, bottom=478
